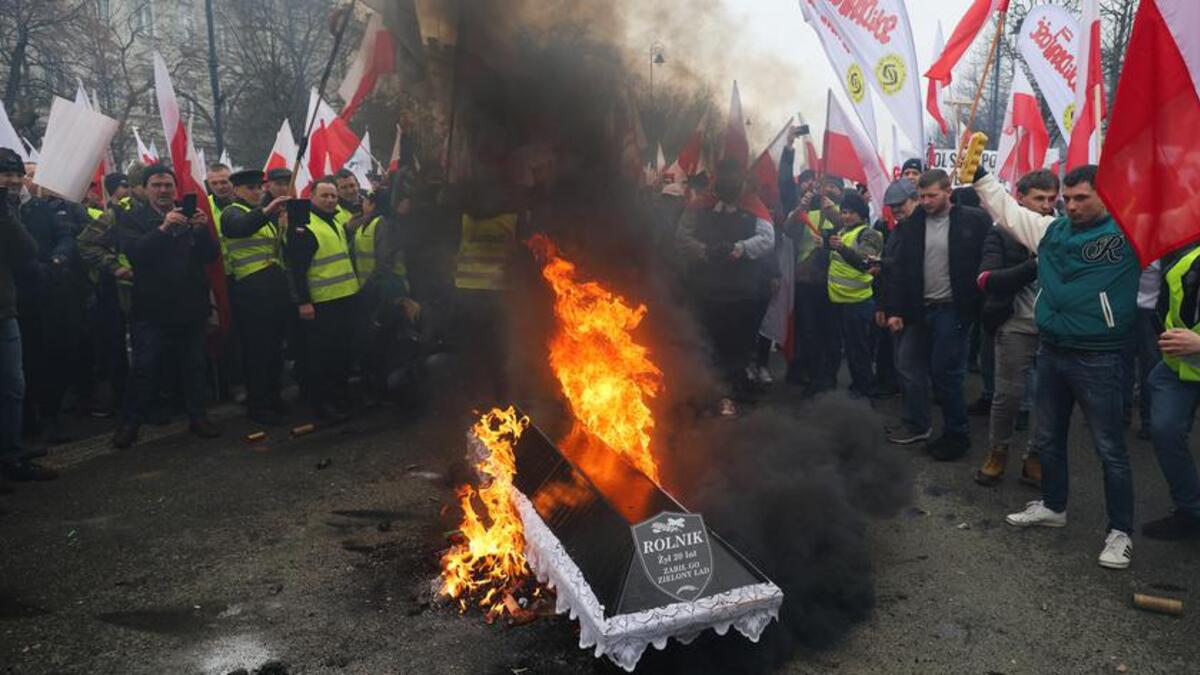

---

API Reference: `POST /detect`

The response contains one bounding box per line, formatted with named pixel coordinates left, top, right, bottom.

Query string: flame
left=528, top=234, right=664, bottom=484
left=440, top=406, right=531, bottom=619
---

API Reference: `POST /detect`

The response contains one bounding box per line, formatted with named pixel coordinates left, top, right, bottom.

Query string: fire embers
left=440, top=407, right=533, bottom=621
left=527, top=234, right=664, bottom=484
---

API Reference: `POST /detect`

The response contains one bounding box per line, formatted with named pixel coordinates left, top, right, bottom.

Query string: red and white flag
left=152, top=51, right=230, bottom=344
left=1096, top=0, right=1200, bottom=264
left=672, top=111, right=708, bottom=179
left=997, top=67, right=1050, bottom=189
left=720, top=81, right=749, bottom=169
left=263, top=119, right=297, bottom=173
left=822, top=90, right=889, bottom=215
left=794, top=112, right=820, bottom=176
left=750, top=117, right=795, bottom=212
left=925, top=0, right=1010, bottom=88
left=337, top=11, right=397, bottom=121
left=927, top=21, right=950, bottom=135
left=387, top=124, right=403, bottom=172
left=299, top=89, right=360, bottom=189
left=133, top=128, right=158, bottom=165
left=1066, top=0, right=1106, bottom=169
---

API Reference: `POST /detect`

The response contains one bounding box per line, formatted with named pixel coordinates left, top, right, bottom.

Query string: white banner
left=927, top=147, right=999, bottom=178
left=1017, top=4, right=1080, bottom=141
left=806, top=0, right=926, bottom=152
left=799, top=0, right=879, bottom=147
left=35, top=97, right=118, bottom=202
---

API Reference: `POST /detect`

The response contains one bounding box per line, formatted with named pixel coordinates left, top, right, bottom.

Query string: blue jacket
left=1035, top=215, right=1140, bottom=352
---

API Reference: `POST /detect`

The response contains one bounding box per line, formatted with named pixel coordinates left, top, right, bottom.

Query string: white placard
left=35, top=97, right=118, bottom=201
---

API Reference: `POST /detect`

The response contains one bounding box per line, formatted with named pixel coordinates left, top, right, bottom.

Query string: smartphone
left=181, top=194, right=198, bottom=217
left=793, top=124, right=810, bottom=136
left=286, top=198, right=311, bottom=229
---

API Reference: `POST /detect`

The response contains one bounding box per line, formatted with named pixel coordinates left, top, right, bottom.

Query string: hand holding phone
left=180, top=194, right=198, bottom=217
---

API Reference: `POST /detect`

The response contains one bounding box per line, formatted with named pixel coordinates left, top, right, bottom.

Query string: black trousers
left=788, top=281, right=838, bottom=389
left=232, top=269, right=291, bottom=413
left=698, top=293, right=766, bottom=395
left=92, top=277, right=129, bottom=404
left=302, top=294, right=357, bottom=408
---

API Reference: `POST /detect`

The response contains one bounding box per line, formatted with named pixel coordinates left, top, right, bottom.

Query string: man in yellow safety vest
left=825, top=191, right=883, bottom=398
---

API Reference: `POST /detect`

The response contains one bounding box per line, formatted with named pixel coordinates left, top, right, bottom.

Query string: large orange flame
left=440, top=407, right=531, bottom=619
left=528, top=234, right=664, bottom=484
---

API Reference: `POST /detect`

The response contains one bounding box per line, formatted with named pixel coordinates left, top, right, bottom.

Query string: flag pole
left=958, top=10, right=1008, bottom=162
left=1093, top=84, right=1103, bottom=161
left=289, top=0, right=358, bottom=196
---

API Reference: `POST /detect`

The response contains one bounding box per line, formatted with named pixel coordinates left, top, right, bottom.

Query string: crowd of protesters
left=660, top=126, right=1200, bottom=571
left=2, top=119, right=1199, bottom=571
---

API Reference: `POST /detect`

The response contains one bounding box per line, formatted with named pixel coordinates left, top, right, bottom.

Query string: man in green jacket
left=983, top=165, right=1141, bottom=570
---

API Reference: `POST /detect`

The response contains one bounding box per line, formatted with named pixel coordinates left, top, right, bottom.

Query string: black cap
left=883, top=179, right=917, bottom=206
left=266, top=168, right=293, bottom=182
left=104, top=172, right=129, bottom=195
left=230, top=169, right=265, bottom=187
left=839, top=191, right=870, bottom=222
left=0, top=148, right=26, bottom=175
left=142, top=163, right=176, bottom=186
left=901, top=158, right=924, bottom=175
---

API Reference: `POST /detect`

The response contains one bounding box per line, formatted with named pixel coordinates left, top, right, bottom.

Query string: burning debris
left=439, top=407, right=532, bottom=621
left=440, top=240, right=782, bottom=671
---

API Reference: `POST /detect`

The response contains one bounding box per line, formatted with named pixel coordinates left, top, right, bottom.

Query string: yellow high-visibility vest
left=219, top=202, right=280, bottom=282
left=1163, top=247, right=1200, bottom=381
left=306, top=212, right=360, bottom=304
left=353, top=215, right=407, bottom=284
left=827, top=225, right=873, bottom=304
left=455, top=213, right=517, bottom=291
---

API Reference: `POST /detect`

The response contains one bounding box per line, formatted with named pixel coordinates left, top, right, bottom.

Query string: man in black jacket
left=111, top=165, right=222, bottom=448
left=974, top=170, right=1058, bottom=487
left=881, top=169, right=991, bottom=460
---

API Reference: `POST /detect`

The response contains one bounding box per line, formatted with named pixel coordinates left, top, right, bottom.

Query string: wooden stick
left=1093, top=84, right=1104, bottom=161
left=958, top=12, right=1008, bottom=161
left=1133, top=593, right=1183, bottom=616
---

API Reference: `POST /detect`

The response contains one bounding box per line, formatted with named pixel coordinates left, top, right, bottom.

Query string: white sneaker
left=1098, top=530, right=1132, bottom=570
left=1005, top=500, right=1067, bottom=528
left=718, top=398, right=738, bottom=418
left=757, top=366, right=774, bottom=384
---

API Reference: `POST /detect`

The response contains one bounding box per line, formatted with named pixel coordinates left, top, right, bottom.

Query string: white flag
left=1017, top=4, right=1081, bottom=141
left=799, top=0, right=879, bottom=147
left=36, top=97, right=118, bottom=201
left=0, top=99, right=27, bottom=162
left=804, top=0, right=926, bottom=151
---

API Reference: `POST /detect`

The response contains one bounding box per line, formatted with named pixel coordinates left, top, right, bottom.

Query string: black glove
left=1015, top=256, right=1039, bottom=285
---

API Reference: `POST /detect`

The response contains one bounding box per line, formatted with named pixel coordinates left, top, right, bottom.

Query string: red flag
left=675, top=112, right=708, bottom=177
left=1096, top=0, right=1200, bottom=265
left=133, top=128, right=158, bottom=165
left=153, top=52, right=230, bottom=348
left=263, top=119, right=297, bottom=172
left=926, top=21, right=950, bottom=135
left=997, top=68, right=1050, bottom=187
left=823, top=90, right=889, bottom=214
left=300, top=90, right=360, bottom=188
left=925, top=0, right=1010, bottom=87
left=749, top=117, right=794, bottom=212
left=1066, top=0, right=1106, bottom=170
left=721, top=81, right=749, bottom=169
left=337, top=11, right=396, bottom=121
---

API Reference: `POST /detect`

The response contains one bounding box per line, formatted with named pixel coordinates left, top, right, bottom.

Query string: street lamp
left=649, top=41, right=665, bottom=103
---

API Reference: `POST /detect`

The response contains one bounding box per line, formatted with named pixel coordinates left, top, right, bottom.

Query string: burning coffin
left=467, top=416, right=783, bottom=672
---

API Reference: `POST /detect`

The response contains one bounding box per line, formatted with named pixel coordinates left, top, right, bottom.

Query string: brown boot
left=974, top=446, right=1008, bottom=486
left=1020, top=454, right=1042, bottom=487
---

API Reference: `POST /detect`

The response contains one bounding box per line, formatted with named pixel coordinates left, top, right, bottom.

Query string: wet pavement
left=1, top=363, right=1198, bottom=674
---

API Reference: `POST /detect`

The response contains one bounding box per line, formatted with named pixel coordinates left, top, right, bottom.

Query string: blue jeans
left=1147, top=362, right=1200, bottom=518
left=123, top=320, right=208, bottom=424
left=0, top=318, right=23, bottom=460
left=1122, top=309, right=1163, bottom=427
left=1035, top=344, right=1133, bottom=534
left=834, top=299, right=875, bottom=396
left=896, top=305, right=970, bottom=436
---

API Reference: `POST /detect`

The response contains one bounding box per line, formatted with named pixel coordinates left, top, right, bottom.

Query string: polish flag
left=133, top=128, right=158, bottom=164
left=1066, top=0, right=1106, bottom=169
left=149, top=140, right=160, bottom=163
left=153, top=51, right=230, bottom=344
left=925, top=0, right=1010, bottom=88
left=721, top=81, right=749, bottom=169
left=218, top=148, right=232, bottom=169
left=387, top=124, right=402, bottom=173
left=299, top=89, right=360, bottom=188
left=822, top=90, right=889, bottom=214
left=337, top=11, right=396, bottom=121
left=674, top=111, right=708, bottom=178
left=997, top=68, right=1050, bottom=188
left=1096, top=0, right=1200, bottom=264
left=795, top=111, right=820, bottom=175
left=750, top=117, right=795, bottom=212
left=926, top=21, right=950, bottom=135
left=263, top=119, right=297, bottom=173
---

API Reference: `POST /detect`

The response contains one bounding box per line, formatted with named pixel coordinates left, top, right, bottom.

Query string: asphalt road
left=1, top=362, right=1198, bottom=675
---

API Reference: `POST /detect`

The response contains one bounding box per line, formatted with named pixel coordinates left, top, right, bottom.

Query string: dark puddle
left=96, top=602, right=228, bottom=635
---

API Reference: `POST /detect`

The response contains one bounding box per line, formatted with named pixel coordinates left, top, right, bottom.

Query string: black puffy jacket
left=977, top=226, right=1038, bottom=334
